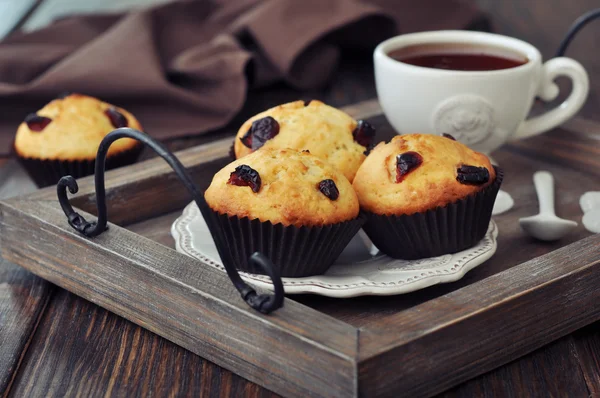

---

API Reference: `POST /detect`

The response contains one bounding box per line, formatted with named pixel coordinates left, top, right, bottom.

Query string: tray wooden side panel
left=0, top=199, right=358, bottom=398
left=358, top=233, right=600, bottom=397
left=28, top=138, right=233, bottom=226
left=0, top=255, right=53, bottom=395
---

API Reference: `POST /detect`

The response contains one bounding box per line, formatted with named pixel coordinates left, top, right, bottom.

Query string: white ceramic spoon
left=519, top=171, right=577, bottom=241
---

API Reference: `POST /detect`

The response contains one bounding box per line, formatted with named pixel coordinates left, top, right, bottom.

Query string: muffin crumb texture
left=234, top=100, right=370, bottom=182
left=353, top=134, right=495, bottom=215
left=205, top=148, right=359, bottom=227
left=14, top=93, right=141, bottom=160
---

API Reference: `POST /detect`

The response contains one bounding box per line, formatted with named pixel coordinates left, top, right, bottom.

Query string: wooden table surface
left=2, top=0, right=600, bottom=396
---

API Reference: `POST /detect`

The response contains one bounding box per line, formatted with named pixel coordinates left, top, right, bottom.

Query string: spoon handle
left=534, top=171, right=556, bottom=216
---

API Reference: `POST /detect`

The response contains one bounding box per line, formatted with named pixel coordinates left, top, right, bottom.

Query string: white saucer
left=171, top=202, right=498, bottom=298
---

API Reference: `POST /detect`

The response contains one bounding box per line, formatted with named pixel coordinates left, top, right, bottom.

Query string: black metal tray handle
left=57, top=128, right=284, bottom=314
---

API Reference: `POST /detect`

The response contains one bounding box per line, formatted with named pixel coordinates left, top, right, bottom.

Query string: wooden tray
left=1, top=100, right=599, bottom=398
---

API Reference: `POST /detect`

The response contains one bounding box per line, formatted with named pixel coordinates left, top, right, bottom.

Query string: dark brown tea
left=388, top=43, right=528, bottom=71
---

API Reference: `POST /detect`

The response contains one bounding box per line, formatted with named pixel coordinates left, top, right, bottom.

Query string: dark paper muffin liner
left=362, top=167, right=503, bottom=260
left=207, top=209, right=365, bottom=277
left=16, top=143, right=143, bottom=188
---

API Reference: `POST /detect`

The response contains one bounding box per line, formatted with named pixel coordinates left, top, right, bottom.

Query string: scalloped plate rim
left=171, top=202, right=498, bottom=298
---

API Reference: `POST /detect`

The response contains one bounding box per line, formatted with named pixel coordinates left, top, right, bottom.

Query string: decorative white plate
left=171, top=202, right=498, bottom=298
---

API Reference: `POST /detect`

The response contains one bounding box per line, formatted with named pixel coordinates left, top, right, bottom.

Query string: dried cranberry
left=24, top=114, right=52, bottom=132
left=105, top=108, right=128, bottom=128
left=228, top=165, right=261, bottom=193
left=456, top=165, right=490, bottom=185
left=239, top=116, right=280, bottom=151
left=318, top=179, right=339, bottom=200
left=442, top=133, right=456, bottom=140
left=352, top=120, right=376, bottom=148
left=396, top=152, right=423, bottom=183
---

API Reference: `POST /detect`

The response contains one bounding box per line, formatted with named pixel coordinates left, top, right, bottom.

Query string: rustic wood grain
left=9, top=288, right=279, bottom=398
left=26, top=138, right=233, bottom=227
left=0, top=253, right=53, bottom=396
left=571, top=323, right=600, bottom=396
left=127, top=210, right=181, bottom=247
left=0, top=199, right=357, bottom=398
left=437, top=334, right=590, bottom=398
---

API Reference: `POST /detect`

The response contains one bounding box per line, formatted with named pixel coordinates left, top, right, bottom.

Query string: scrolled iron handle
left=57, top=127, right=284, bottom=314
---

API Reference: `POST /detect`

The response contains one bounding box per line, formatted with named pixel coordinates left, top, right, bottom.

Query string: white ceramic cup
left=374, top=30, right=589, bottom=153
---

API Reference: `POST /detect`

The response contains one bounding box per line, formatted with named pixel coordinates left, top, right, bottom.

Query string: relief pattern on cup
left=433, top=95, right=496, bottom=146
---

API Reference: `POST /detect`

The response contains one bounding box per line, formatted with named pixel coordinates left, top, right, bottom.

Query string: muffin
left=205, top=148, right=364, bottom=277
left=233, top=100, right=375, bottom=182
left=353, top=133, right=502, bottom=259
left=14, top=93, right=143, bottom=187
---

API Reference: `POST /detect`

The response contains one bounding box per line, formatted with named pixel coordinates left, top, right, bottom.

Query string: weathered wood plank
left=9, top=288, right=279, bottom=398
left=127, top=211, right=181, bottom=248
left=358, top=233, right=600, bottom=397
left=0, top=254, right=53, bottom=396
left=0, top=199, right=357, bottom=398
left=571, top=322, right=600, bottom=396
left=26, top=137, right=233, bottom=226
left=508, top=132, right=600, bottom=178
left=437, top=334, right=590, bottom=398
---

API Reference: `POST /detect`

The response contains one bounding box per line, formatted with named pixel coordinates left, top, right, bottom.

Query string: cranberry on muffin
left=233, top=100, right=375, bottom=182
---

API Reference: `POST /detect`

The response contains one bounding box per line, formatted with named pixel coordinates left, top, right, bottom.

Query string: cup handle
left=512, top=57, right=589, bottom=140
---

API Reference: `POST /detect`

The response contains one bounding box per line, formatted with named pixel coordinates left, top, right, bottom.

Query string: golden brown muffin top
left=205, top=148, right=359, bottom=227
left=14, top=93, right=142, bottom=160
left=233, top=100, right=371, bottom=182
left=353, top=134, right=495, bottom=216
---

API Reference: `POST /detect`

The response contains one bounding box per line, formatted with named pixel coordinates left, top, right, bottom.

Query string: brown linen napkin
left=0, top=0, right=487, bottom=155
